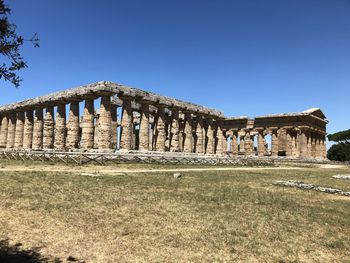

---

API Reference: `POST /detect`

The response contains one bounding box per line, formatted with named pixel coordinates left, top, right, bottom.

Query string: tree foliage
left=327, top=129, right=350, bottom=143
left=327, top=129, right=350, bottom=161
left=0, top=0, right=39, bottom=87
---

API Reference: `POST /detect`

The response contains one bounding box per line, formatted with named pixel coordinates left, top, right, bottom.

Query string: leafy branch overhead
left=327, top=129, right=350, bottom=143
left=0, top=0, right=39, bottom=87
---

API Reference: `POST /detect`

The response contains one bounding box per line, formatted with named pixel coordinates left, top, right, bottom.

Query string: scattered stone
left=173, top=172, right=182, bottom=179
left=80, top=172, right=101, bottom=177
left=273, top=180, right=350, bottom=197
left=332, top=174, right=350, bottom=180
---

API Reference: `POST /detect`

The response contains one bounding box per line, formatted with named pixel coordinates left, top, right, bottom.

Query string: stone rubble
left=273, top=180, right=350, bottom=196
left=332, top=174, right=350, bottom=180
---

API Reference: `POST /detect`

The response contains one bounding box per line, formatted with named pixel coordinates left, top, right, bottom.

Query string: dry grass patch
left=0, top=164, right=350, bottom=262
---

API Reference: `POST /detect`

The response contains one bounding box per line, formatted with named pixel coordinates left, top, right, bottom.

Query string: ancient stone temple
left=0, top=81, right=328, bottom=159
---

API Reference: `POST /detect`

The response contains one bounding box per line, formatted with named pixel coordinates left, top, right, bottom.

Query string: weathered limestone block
left=6, top=113, right=16, bottom=148
left=54, top=104, right=66, bottom=150
left=67, top=102, right=80, bottom=149
left=195, top=115, right=204, bottom=154
left=155, top=106, right=166, bottom=152
left=23, top=110, right=34, bottom=149
left=257, top=129, right=265, bottom=157
left=14, top=111, right=25, bottom=148
left=205, top=118, right=214, bottom=154
left=120, top=97, right=133, bottom=151
left=97, top=96, right=112, bottom=149
left=32, top=108, right=44, bottom=149
left=43, top=107, right=54, bottom=149
left=110, top=104, right=118, bottom=150
left=183, top=112, right=193, bottom=153
left=170, top=109, right=180, bottom=152
left=0, top=115, right=9, bottom=148
left=81, top=99, right=95, bottom=149
left=139, top=103, right=149, bottom=151
left=271, top=129, right=279, bottom=157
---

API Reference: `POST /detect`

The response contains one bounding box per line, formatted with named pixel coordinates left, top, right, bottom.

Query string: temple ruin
left=0, top=81, right=328, bottom=160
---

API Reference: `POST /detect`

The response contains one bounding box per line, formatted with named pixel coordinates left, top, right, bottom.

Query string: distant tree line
left=327, top=129, right=350, bottom=161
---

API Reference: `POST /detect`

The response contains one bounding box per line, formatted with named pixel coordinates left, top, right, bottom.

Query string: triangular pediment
left=302, top=108, right=326, bottom=119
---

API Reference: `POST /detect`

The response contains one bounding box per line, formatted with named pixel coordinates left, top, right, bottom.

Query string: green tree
left=0, top=0, right=39, bottom=87
left=327, top=129, right=350, bottom=161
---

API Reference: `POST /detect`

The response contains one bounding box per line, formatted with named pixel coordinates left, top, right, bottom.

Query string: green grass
left=0, top=164, right=350, bottom=262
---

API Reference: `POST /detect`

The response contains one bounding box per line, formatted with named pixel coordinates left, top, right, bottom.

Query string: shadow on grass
left=0, top=239, right=83, bottom=263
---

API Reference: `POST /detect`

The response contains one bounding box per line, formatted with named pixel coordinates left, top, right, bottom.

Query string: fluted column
left=54, top=104, right=66, bottom=150
left=23, top=110, right=34, bottom=149
left=120, top=97, right=133, bottom=151
left=215, top=121, right=224, bottom=154
left=32, top=108, right=44, bottom=150
left=244, top=130, right=253, bottom=155
left=14, top=111, right=25, bottom=148
left=170, top=109, right=180, bottom=152
left=271, top=128, right=279, bottom=157
left=6, top=113, right=16, bottom=148
left=97, top=95, right=112, bottom=149
left=299, top=128, right=308, bottom=157
left=183, top=112, right=193, bottom=153
left=205, top=118, right=214, bottom=154
left=195, top=114, right=204, bottom=154
left=110, top=104, right=118, bottom=150
left=43, top=106, right=54, bottom=149
left=155, top=105, right=166, bottom=152
left=0, top=115, right=9, bottom=148
left=139, top=103, right=150, bottom=151
left=81, top=99, right=95, bottom=149
left=257, top=129, right=265, bottom=157
left=67, top=102, right=80, bottom=149
left=286, top=129, right=292, bottom=157
left=230, top=130, right=238, bottom=155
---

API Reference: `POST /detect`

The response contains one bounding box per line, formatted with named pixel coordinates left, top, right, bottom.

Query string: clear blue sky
left=2, top=0, right=349, bottom=140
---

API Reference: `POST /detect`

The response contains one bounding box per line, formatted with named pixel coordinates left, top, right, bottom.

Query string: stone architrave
left=6, top=113, right=16, bottom=148
left=81, top=99, right=95, bottom=149
left=155, top=105, right=166, bottom=152
left=97, top=95, right=112, bottom=149
left=120, top=97, right=133, bottom=151
left=139, top=103, right=150, bottom=151
left=195, top=114, right=204, bottom=154
left=170, top=109, right=180, bottom=152
left=14, top=111, right=25, bottom=148
left=0, top=115, right=9, bottom=148
left=43, top=106, right=55, bottom=149
left=67, top=102, right=80, bottom=149
left=23, top=110, right=34, bottom=149
left=54, top=104, right=66, bottom=150
left=183, top=112, right=193, bottom=153
left=32, top=108, right=44, bottom=150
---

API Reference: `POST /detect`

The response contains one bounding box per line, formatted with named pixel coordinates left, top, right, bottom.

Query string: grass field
left=0, top=162, right=349, bottom=262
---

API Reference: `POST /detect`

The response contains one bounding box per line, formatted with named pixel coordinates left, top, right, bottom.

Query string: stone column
left=299, top=128, right=308, bottom=158
left=0, top=115, right=9, bottom=148
left=286, top=129, right=292, bottom=157
left=257, top=129, right=265, bottom=157
left=14, top=111, right=25, bottom=148
left=205, top=118, right=214, bottom=154
left=120, top=97, right=133, bottom=151
left=155, top=105, right=166, bottom=152
left=195, top=114, right=204, bottom=154
left=67, top=101, right=80, bottom=149
left=310, top=133, right=315, bottom=158
left=271, top=128, right=279, bottom=157
left=54, top=104, right=66, bottom=150
left=6, top=113, right=16, bottom=148
left=294, top=129, right=301, bottom=158
left=32, top=108, right=44, bottom=150
left=244, top=130, right=253, bottom=155
left=43, top=106, right=54, bottom=149
left=110, top=104, right=118, bottom=150
left=215, top=121, right=225, bottom=154
left=230, top=130, right=238, bottom=155
left=239, top=131, right=245, bottom=154
left=183, top=112, right=193, bottom=153
left=139, top=103, right=150, bottom=151
left=23, top=110, right=34, bottom=149
left=170, top=109, right=180, bottom=152
left=97, top=95, right=112, bottom=149
left=81, top=98, right=95, bottom=149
